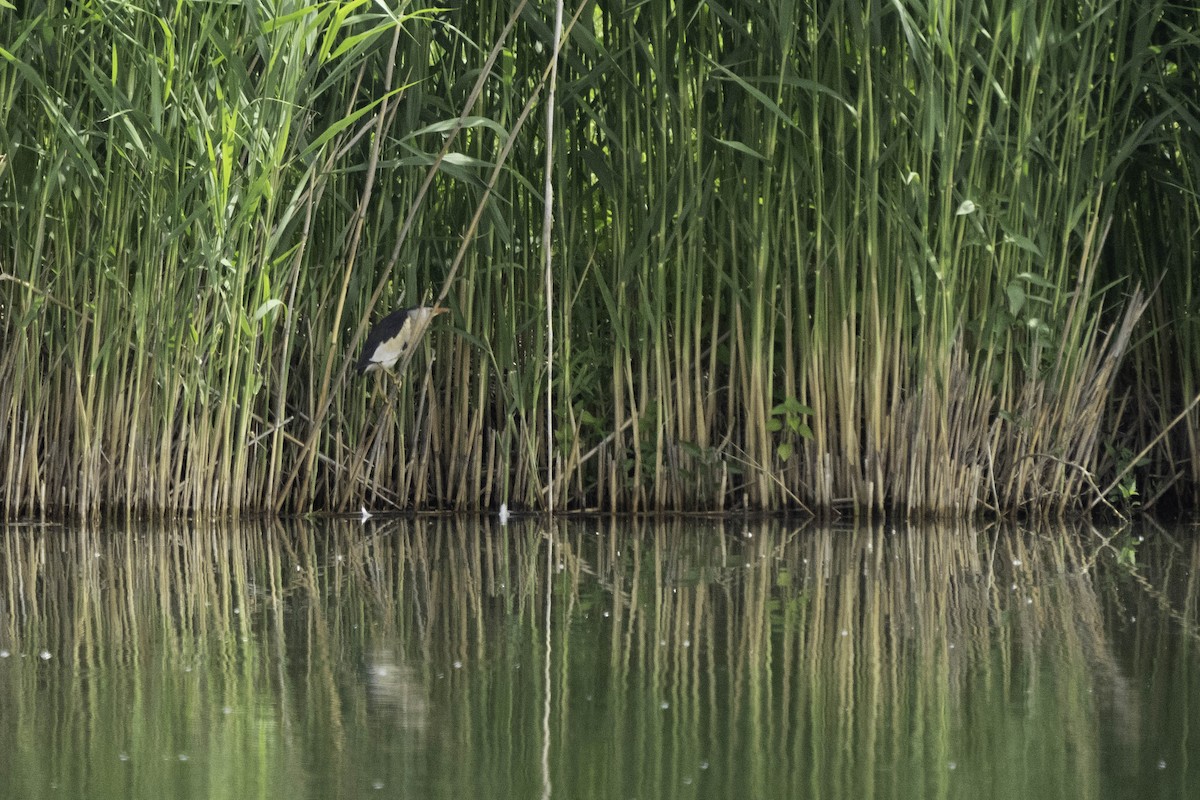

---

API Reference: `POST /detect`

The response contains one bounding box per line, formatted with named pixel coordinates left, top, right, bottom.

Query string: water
left=0, top=519, right=1196, bottom=799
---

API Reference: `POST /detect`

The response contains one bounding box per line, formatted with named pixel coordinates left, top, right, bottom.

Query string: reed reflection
left=0, top=519, right=1196, bottom=799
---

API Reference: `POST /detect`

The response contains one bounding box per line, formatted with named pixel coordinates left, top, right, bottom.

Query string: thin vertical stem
left=542, top=0, right=565, bottom=514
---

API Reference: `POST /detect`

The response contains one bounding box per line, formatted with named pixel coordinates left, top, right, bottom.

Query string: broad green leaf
left=714, top=138, right=767, bottom=161
left=1006, top=283, right=1025, bottom=315
left=1016, top=271, right=1056, bottom=289
left=253, top=299, right=284, bottom=325
left=1003, top=233, right=1043, bottom=258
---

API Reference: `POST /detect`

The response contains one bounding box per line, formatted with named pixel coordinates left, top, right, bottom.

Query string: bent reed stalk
left=1, top=1, right=1197, bottom=519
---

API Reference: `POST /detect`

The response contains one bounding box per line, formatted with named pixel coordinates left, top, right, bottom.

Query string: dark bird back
left=356, top=306, right=449, bottom=374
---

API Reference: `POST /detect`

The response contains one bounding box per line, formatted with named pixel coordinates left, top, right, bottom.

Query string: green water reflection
left=0, top=519, right=1197, bottom=799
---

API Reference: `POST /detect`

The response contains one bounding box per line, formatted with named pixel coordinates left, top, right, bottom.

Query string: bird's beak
left=432, top=306, right=451, bottom=316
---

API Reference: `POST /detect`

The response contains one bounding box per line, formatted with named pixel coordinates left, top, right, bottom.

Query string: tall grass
left=0, top=0, right=1197, bottom=518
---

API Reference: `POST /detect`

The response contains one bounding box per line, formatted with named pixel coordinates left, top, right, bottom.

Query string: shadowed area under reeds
left=1, top=2, right=1198, bottom=518
left=0, top=518, right=1196, bottom=799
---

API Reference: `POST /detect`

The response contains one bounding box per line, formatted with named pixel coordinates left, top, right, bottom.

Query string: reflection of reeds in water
left=0, top=520, right=1195, bottom=797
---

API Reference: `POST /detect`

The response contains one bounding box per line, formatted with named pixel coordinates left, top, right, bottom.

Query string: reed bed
left=1, top=1, right=1197, bottom=518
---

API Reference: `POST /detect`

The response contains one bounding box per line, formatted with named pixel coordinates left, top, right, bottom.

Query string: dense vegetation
left=1, top=0, right=1197, bottom=518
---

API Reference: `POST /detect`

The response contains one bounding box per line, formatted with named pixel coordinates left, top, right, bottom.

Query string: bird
left=355, top=306, right=450, bottom=374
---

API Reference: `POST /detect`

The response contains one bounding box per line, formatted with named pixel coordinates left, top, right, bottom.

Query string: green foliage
left=0, top=0, right=1197, bottom=518
left=767, top=398, right=813, bottom=462
left=1104, top=442, right=1148, bottom=514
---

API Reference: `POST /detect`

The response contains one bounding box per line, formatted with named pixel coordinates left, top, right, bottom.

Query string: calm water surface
left=0, top=518, right=1197, bottom=799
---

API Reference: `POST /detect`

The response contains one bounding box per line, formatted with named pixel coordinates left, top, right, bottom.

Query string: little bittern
left=355, top=306, right=449, bottom=374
